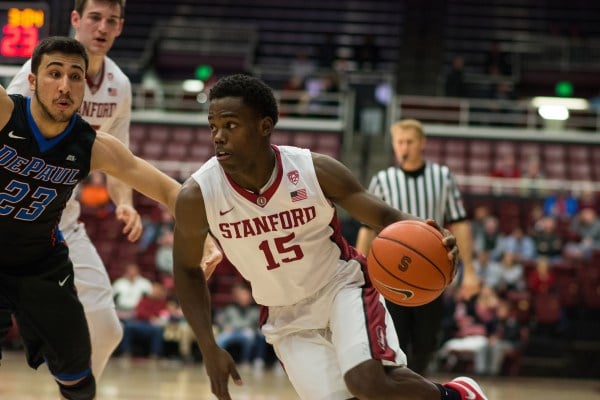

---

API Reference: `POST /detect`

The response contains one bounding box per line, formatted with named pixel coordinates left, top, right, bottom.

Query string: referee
left=355, top=118, right=480, bottom=375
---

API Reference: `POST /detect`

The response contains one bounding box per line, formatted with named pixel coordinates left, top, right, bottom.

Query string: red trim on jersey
left=224, top=145, right=283, bottom=207
left=362, top=286, right=397, bottom=362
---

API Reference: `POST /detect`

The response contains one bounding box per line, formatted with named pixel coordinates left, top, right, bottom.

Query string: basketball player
left=172, top=74, right=488, bottom=400
left=355, top=119, right=479, bottom=376
left=0, top=37, right=181, bottom=400
left=4, top=0, right=219, bottom=379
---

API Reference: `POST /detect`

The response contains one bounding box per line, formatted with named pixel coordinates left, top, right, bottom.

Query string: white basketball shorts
left=262, top=259, right=406, bottom=400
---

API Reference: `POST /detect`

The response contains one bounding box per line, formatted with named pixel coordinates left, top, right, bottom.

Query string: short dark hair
left=209, top=74, right=279, bottom=126
left=74, top=0, right=125, bottom=18
left=31, top=36, right=89, bottom=75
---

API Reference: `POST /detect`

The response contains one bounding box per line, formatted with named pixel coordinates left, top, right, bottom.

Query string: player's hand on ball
left=424, top=219, right=459, bottom=267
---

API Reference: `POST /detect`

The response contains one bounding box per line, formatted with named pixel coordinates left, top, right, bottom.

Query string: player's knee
left=106, top=317, right=124, bottom=346
left=56, top=373, right=96, bottom=400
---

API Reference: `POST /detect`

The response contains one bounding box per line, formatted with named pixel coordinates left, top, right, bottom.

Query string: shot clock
left=0, top=2, right=49, bottom=64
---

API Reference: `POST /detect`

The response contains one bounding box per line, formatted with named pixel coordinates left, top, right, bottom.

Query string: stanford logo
left=287, top=170, right=300, bottom=185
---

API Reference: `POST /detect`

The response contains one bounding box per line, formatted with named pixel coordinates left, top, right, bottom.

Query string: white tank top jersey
left=193, top=146, right=360, bottom=306
left=7, top=57, right=132, bottom=229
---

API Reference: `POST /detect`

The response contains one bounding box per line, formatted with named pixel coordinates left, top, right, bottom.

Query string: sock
left=436, top=383, right=461, bottom=400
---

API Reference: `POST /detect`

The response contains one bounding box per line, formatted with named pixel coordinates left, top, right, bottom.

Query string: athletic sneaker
left=443, top=376, right=488, bottom=400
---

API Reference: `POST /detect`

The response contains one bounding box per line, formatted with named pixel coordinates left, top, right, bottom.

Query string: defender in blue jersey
left=0, top=37, right=180, bottom=400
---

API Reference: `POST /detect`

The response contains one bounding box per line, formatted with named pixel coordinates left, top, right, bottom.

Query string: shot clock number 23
left=0, top=2, right=49, bottom=63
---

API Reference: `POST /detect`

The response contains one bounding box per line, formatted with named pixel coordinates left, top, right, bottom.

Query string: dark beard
left=34, top=85, right=73, bottom=123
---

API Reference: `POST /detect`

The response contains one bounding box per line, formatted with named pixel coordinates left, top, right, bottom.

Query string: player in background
left=173, top=74, right=488, bottom=400
left=355, top=119, right=479, bottom=375
left=4, top=0, right=220, bottom=378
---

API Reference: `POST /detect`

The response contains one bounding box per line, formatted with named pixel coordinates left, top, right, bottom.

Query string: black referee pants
left=386, top=294, right=444, bottom=375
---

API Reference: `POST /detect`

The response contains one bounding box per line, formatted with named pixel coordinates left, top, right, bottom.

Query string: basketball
left=367, top=220, right=456, bottom=307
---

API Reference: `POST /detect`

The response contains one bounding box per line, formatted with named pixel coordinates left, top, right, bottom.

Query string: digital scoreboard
left=0, top=2, right=49, bottom=64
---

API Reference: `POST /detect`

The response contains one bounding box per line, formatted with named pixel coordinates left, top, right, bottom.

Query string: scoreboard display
left=0, top=2, right=49, bottom=64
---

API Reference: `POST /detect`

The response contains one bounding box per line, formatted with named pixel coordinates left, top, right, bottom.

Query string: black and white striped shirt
left=367, top=162, right=467, bottom=226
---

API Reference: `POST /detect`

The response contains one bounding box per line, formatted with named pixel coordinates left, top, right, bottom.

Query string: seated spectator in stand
left=120, top=282, right=168, bottom=359
left=438, top=286, right=499, bottom=375
left=161, top=299, right=197, bottom=363
left=473, top=215, right=504, bottom=261
left=471, top=205, right=492, bottom=242
left=543, top=189, right=578, bottom=220
left=575, top=183, right=598, bottom=212
left=527, top=257, right=557, bottom=295
left=519, top=155, right=546, bottom=198
left=497, top=226, right=537, bottom=264
left=490, top=152, right=520, bottom=195
left=473, top=250, right=504, bottom=290
left=484, top=42, right=512, bottom=77
left=113, top=263, right=153, bottom=320
left=155, top=228, right=175, bottom=278
left=482, top=299, right=524, bottom=376
left=214, top=283, right=267, bottom=369
left=496, top=252, right=525, bottom=295
left=444, top=55, right=467, bottom=98
left=138, top=204, right=175, bottom=252
left=563, top=207, right=600, bottom=261
left=532, top=216, right=565, bottom=264
left=78, top=171, right=114, bottom=218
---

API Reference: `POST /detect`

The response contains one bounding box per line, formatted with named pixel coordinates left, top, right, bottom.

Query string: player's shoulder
left=103, top=56, right=131, bottom=87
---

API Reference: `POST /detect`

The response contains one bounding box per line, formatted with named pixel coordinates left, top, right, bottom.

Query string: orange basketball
left=367, top=220, right=456, bottom=307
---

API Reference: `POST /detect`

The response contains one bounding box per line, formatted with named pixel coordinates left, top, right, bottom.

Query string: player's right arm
left=173, top=178, right=241, bottom=400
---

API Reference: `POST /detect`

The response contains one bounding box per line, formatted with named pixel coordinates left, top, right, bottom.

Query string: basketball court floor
left=0, top=350, right=598, bottom=399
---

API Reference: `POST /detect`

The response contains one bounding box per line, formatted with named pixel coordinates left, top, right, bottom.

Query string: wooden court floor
left=0, top=350, right=598, bottom=399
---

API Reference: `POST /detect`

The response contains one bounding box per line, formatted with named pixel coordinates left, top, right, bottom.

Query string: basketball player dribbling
left=3, top=0, right=221, bottom=380
left=173, top=74, right=489, bottom=400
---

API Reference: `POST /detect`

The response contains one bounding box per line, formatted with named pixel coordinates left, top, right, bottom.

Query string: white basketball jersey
left=193, top=146, right=358, bottom=306
left=7, top=57, right=132, bottom=229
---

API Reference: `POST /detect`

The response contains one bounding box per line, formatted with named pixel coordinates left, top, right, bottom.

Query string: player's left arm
left=91, top=131, right=180, bottom=214
left=313, top=153, right=458, bottom=263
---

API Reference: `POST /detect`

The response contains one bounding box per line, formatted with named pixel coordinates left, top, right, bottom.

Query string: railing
left=391, top=95, right=600, bottom=132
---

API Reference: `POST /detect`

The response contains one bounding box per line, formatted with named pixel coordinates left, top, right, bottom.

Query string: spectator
left=78, top=171, right=114, bottom=218
left=112, top=263, right=153, bottom=321
left=138, top=204, right=175, bottom=252
left=563, top=207, right=600, bottom=261
left=473, top=250, right=504, bottom=290
left=496, top=252, right=525, bottom=295
left=444, top=55, right=467, bottom=97
left=491, top=152, right=520, bottom=178
left=532, top=216, right=565, bottom=263
left=527, top=257, right=557, bottom=295
left=497, top=226, right=537, bottom=264
left=155, top=229, right=175, bottom=277
left=473, top=215, right=504, bottom=261
left=490, top=152, right=520, bottom=195
left=161, top=299, right=198, bottom=363
left=120, top=282, right=168, bottom=359
left=519, top=155, right=546, bottom=198
left=215, top=283, right=267, bottom=369
left=482, top=299, right=524, bottom=376
left=543, top=189, right=578, bottom=220
left=438, top=287, right=498, bottom=375
left=484, top=42, right=512, bottom=76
